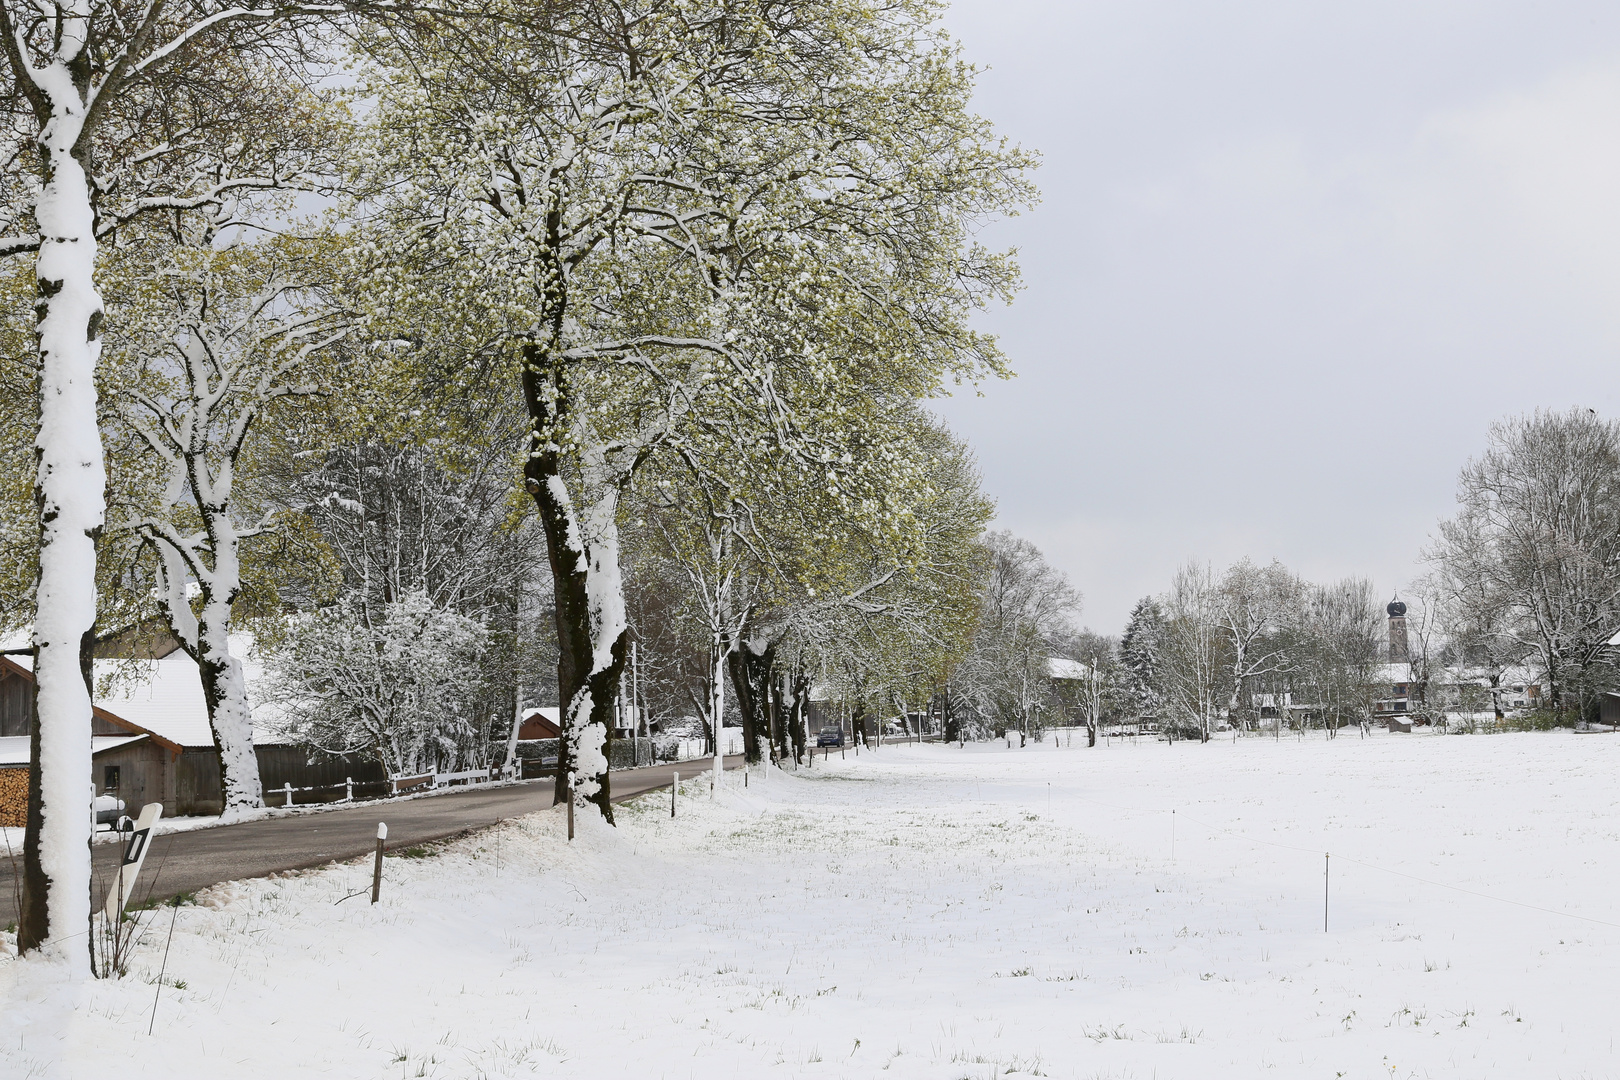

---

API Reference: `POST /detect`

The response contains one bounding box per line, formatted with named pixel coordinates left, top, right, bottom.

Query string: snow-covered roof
left=0, top=733, right=148, bottom=767
left=1047, top=657, right=1091, bottom=681
left=9, top=629, right=280, bottom=750
left=95, top=654, right=216, bottom=748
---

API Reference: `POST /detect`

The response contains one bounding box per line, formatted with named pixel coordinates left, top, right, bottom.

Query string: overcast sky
left=930, top=0, right=1620, bottom=633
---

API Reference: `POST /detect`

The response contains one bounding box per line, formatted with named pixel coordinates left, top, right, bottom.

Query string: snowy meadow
left=6, top=731, right=1617, bottom=1079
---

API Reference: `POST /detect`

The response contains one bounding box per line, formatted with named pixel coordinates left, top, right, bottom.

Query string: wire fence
left=1067, top=790, right=1620, bottom=932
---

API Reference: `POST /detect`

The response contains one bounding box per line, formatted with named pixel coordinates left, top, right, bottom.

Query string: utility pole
left=632, top=640, right=643, bottom=737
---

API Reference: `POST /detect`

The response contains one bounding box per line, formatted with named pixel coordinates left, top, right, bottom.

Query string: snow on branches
left=264, top=591, right=490, bottom=779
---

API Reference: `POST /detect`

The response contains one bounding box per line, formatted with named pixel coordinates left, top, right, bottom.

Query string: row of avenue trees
left=0, top=0, right=1034, bottom=973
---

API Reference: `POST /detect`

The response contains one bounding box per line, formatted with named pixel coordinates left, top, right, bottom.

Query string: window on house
left=103, top=765, right=121, bottom=792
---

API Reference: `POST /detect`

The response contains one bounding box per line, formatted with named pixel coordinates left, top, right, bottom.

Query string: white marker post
left=371, top=822, right=387, bottom=903
left=103, top=802, right=163, bottom=922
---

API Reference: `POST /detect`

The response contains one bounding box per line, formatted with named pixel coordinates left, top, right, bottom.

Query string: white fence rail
left=267, top=769, right=496, bottom=808
left=389, top=768, right=491, bottom=795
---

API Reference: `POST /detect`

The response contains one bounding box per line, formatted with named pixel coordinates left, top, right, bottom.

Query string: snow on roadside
left=5, top=731, right=1619, bottom=1078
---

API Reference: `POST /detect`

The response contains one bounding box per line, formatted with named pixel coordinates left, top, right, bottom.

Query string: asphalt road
left=1, top=755, right=743, bottom=925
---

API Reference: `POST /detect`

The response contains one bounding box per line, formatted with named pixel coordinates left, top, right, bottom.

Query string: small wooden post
left=671, top=770, right=678, bottom=818
left=283, top=782, right=294, bottom=808
left=1324, top=853, right=1330, bottom=932
left=345, top=776, right=353, bottom=802
left=370, top=822, right=387, bottom=904
left=566, top=780, right=575, bottom=842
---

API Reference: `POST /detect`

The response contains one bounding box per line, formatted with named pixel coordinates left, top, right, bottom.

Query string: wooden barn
left=0, top=650, right=215, bottom=829
left=0, top=639, right=411, bottom=824
left=0, top=650, right=224, bottom=825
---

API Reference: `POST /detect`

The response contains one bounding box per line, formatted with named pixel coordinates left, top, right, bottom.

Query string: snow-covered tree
left=1429, top=409, right=1620, bottom=722
left=353, top=0, right=1031, bottom=819
left=1161, top=563, right=1226, bottom=741
left=1294, top=577, right=1382, bottom=736
left=741, top=418, right=989, bottom=760
left=952, top=530, right=1080, bottom=742
left=274, top=399, right=557, bottom=772
left=1214, top=559, right=1303, bottom=728
left=0, top=0, right=369, bottom=962
left=114, top=238, right=347, bottom=815
left=1427, top=537, right=1526, bottom=727
left=1118, top=597, right=1166, bottom=724
left=264, top=591, right=489, bottom=778
left=646, top=488, right=755, bottom=777
left=1050, top=628, right=1119, bottom=747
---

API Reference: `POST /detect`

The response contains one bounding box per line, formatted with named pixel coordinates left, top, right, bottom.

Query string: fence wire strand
left=1070, top=792, right=1620, bottom=931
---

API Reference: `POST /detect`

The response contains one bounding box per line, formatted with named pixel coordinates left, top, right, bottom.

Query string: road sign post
left=102, top=802, right=163, bottom=922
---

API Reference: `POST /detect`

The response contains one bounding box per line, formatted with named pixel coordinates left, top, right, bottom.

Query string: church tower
left=1387, top=597, right=1409, bottom=665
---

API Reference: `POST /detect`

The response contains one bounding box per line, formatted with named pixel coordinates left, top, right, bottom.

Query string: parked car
left=93, top=793, right=125, bottom=827
left=815, top=728, right=844, bottom=747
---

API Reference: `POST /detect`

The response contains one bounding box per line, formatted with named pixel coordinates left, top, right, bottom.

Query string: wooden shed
left=0, top=732, right=186, bottom=827
left=0, top=653, right=220, bottom=821
left=1600, top=692, right=1620, bottom=729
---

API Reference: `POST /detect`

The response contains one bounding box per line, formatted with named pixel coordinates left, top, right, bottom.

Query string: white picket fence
left=389, top=768, right=491, bottom=795
left=269, top=768, right=494, bottom=808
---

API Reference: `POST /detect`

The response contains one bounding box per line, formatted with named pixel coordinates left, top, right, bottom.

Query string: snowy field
left=6, top=730, right=1620, bottom=1079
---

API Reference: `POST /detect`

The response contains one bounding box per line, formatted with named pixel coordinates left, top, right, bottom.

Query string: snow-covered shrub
left=264, top=591, right=489, bottom=777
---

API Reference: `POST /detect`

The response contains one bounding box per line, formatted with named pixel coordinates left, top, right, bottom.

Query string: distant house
left=516, top=707, right=562, bottom=741
left=0, top=630, right=383, bottom=824
left=1046, top=657, right=1092, bottom=682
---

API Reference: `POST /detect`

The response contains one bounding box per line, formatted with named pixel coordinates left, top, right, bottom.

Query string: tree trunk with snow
left=781, top=669, right=811, bottom=764
left=728, top=640, right=774, bottom=766
left=523, top=346, right=624, bottom=822
left=768, top=675, right=787, bottom=763
left=710, top=634, right=726, bottom=792
left=194, top=600, right=262, bottom=814
left=146, top=518, right=263, bottom=815
left=502, top=698, right=524, bottom=779
left=18, top=57, right=106, bottom=963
